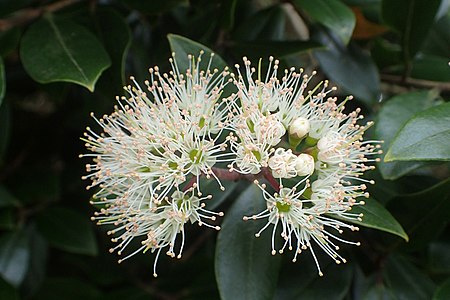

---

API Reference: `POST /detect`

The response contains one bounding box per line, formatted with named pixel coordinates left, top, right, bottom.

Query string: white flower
left=268, top=148, right=298, bottom=178
left=295, top=153, right=315, bottom=176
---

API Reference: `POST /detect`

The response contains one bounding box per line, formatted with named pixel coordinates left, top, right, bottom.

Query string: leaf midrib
left=47, top=17, right=89, bottom=82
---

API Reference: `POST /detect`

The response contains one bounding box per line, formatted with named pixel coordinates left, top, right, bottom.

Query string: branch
left=0, top=0, right=83, bottom=32
left=381, top=73, right=450, bottom=92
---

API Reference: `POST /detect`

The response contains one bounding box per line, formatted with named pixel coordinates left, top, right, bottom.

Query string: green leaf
left=411, top=55, right=450, bottom=82
left=429, top=242, right=450, bottom=274
left=0, top=101, right=10, bottom=163
left=215, top=185, right=281, bottom=300
left=0, top=230, right=30, bottom=287
left=275, top=261, right=353, bottom=299
left=376, top=90, right=439, bottom=179
left=384, top=255, right=435, bottom=300
left=0, top=57, right=4, bottom=106
left=334, top=198, right=408, bottom=241
left=233, top=5, right=286, bottom=41
left=0, top=277, right=19, bottom=300
left=36, top=206, right=98, bottom=256
left=385, top=102, right=450, bottom=162
left=423, top=13, right=450, bottom=58
left=382, top=0, right=442, bottom=59
left=387, top=178, right=450, bottom=250
left=20, top=14, right=111, bottom=92
left=434, top=278, right=450, bottom=300
left=34, top=278, right=102, bottom=300
left=201, top=179, right=239, bottom=211
left=167, top=34, right=227, bottom=73
left=231, top=40, right=323, bottom=60
left=314, top=39, right=381, bottom=104
left=294, top=0, right=356, bottom=44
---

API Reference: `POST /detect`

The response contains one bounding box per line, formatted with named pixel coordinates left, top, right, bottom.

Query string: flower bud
left=268, top=148, right=297, bottom=178
left=289, top=117, right=310, bottom=139
left=295, top=153, right=315, bottom=176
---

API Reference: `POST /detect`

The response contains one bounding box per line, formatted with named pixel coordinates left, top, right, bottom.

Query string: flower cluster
left=82, top=53, right=380, bottom=276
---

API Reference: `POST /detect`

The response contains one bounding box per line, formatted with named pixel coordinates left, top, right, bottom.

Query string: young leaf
left=382, top=0, right=442, bottom=60
left=333, top=198, right=408, bottom=241
left=434, top=278, right=450, bottom=300
left=376, top=90, right=438, bottom=179
left=384, top=102, right=450, bottom=162
left=294, top=0, right=356, bottom=45
left=167, top=34, right=227, bottom=73
left=0, top=229, right=30, bottom=287
left=215, top=185, right=281, bottom=300
left=36, top=206, right=98, bottom=256
left=20, top=14, right=111, bottom=92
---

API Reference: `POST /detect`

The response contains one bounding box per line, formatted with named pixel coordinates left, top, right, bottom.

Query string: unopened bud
left=289, top=117, right=310, bottom=139
left=295, top=153, right=315, bottom=176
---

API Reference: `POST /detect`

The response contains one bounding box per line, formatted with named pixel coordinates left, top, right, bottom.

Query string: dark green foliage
left=0, top=0, right=448, bottom=299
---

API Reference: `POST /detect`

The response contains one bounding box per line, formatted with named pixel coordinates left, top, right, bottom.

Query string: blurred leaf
left=167, top=34, right=227, bottom=72
left=385, top=102, right=450, bottom=162
left=314, top=39, right=381, bottom=104
left=275, top=261, right=353, bottom=299
left=0, top=185, right=19, bottom=208
left=0, top=208, right=15, bottom=230
left=215, top=185, right=281, bottom=300
left=376, top=90, right=438, bottom=179
left=383, top=255, right=435, bottom=300
left=429, top=241, right=450, bottom=274
left=388, top=178, right=450, bottom=249
left=0, top=27, right=21, bottom=57
left=36, top=206, right=98, bottom=256
left=20, top=14, right=111, bottom=92
left=333, top=198, right=408, bottom=241
left=233, top=5, right=286, bottom=41
left=0, top=101, right=10, bottom=163
left=119, top=0, right=188, bottom=14
left=231, top=40, right=323, bottom=59
left=411, top=55, right=450, bottom=82
left=0, top=229, right=30, bottom=287
left=0, top=57, right=4, bottom=106
left=423, top=13, right=450, bottom=57
left=0, top=0, right=32, bottom=17
left=294, top=0, right=356, bottom=44
left=0, top=277, right=19, bottom=300
left=34, top=277, right=102, bottom=300
left=434, top=278, right=450, bottom=300
left=21, top=226, right=48, bottom=298
left=382, top=0, right=442, bottom=59
left=94, top=8, right=131, bottom=97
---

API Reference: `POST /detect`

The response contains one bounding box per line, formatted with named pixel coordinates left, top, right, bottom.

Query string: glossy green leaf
left=334, top=198, right=408, bottom=241
left=0, top=185, right=19, bottom=208
left=387, top=178, right=450, bottom=249
left=382, top=0, right=442, bottom=59
left=167, top=34, right=227, bottom=73
left=384, top=255, right=435, bottom=300
left=94, top=8, right=132, bottom=97
left=0, top=277, right=19, bottom=300
left=201, top=179, right=238, bottom=211
left=0, top=230, right=30, bottom=287
left=233, top=5, right=286, bottom=41
left=434, top=278, right=450, bottom=300
left=215, top=185, right=281, bottom=300
left=411, top=55, right=450, bottom=82
left=294, top=0, right=356, bottom=44
left=36, top=206, right=98, bottom=256
left=385, top=102, right=450, bottom=162
left=0, top=57, right=4, bottom=106
left=314, top=39, right=381, bottom=104
left=275, top=261, right=353, bottom=299
left=423, top=13, right=450, bottom=57
left=231, top=40, right=323, bottom=59
left=376, top=90, right=439, bottom=179
left=20, top=14, right=111, bottom=92
left=34, top=278, right=102, bottom=300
